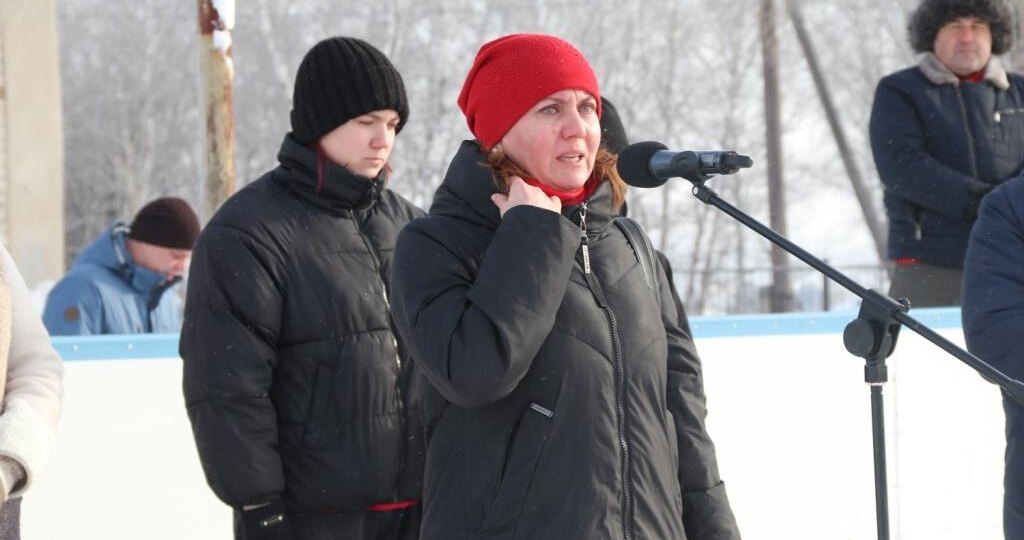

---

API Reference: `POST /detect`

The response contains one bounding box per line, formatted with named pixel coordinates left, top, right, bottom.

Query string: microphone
left=616, top=141, right=753, bottom=188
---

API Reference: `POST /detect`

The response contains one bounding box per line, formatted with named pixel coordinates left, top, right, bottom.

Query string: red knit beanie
left=457, top=34, right=601, bottom=150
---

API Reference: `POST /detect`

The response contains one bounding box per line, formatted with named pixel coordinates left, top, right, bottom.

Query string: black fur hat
left=908, top=0, right=1016, bottom=55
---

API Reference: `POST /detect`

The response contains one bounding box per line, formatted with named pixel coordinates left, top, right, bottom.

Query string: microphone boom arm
left=685, top=179, right=1024, bottom=540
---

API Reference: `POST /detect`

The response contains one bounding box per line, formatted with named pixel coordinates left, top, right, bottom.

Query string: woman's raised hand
left=491, top=176, right=561, bottom=217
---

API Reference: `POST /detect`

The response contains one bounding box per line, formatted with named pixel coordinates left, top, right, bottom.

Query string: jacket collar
left=918, top=52, right=1010, bottom=90
left=75, top=223, right=180, bottom=299
left=273, top=133, right=384, bottom=214
left=430, top=140, right=614, bottom=236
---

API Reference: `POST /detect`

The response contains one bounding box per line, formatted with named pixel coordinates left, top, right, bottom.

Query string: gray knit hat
left=290, top=37, right=409, bottom=144
left=908, top=0, right=1016, bottom=55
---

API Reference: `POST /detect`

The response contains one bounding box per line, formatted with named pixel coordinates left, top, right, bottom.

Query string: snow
left=212, top=29, right=231, bottom=53
left=210, top=0, right=234, bottom=29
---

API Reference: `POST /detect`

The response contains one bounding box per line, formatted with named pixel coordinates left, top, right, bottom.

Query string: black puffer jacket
left=391, top=141, right=737, bottom=540
left=181, top=135, right=426, bottom=513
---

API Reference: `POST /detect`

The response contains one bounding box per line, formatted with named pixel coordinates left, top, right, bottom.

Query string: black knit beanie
left=290, top=37, right=409, bottom=145
left=908, top=0, right=1016, bottom=55
left=127, top=197, right=200, bottom=250
left=600, top=97, right=630, bottom=154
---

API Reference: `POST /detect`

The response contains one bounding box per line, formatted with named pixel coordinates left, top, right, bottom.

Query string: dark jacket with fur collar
left=390, top=141, right=737, bottom=540
left=869, top=54, right=1024, bottom=267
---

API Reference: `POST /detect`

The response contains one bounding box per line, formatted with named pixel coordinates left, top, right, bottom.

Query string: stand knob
left=844, top=318, right=878, bottom=358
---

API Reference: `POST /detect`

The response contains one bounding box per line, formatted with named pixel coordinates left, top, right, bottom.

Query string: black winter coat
left=181, top=135, right=426, bottom=513
left=963, top=175, right=1024, bottom=382
left=870, top=55, right=1024, bottom=267
left=390, top=141, right=736, bottom=540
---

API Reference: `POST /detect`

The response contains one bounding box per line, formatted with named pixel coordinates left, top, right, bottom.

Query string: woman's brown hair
left=484, top=145, right=626, bottom=211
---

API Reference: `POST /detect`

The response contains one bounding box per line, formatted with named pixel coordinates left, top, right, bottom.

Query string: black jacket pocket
left=302, top=363, right=335, bottom=447
left=478, top=402, right=554, bottom=538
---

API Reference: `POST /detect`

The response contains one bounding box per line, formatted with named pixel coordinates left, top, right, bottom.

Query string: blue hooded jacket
left=43, top=223, right=183, bottom=335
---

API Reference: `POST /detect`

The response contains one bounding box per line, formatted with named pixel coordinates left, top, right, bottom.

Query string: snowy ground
left=23, top=314, right=1003, bottom=539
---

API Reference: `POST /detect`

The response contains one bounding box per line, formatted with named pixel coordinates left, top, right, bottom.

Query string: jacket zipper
left=576, top=203, right=634, bottom=540
left=146, top=280, right=174, bottom=333
left=352, top=207, right=407, bottom=502
left=955, top=85, right=980, bottom=179
left=145, top=299, right=155, bottom=333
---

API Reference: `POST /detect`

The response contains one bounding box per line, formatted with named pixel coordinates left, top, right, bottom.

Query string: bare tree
left=57, top=0, right=921, bottom=314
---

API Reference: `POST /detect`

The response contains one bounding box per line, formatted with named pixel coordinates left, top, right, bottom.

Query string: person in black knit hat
left=181, top=36, right=425, bottom=540
left=870, top=0, right=1024, bottom=308
left=42, top=196, right=198, bottom=335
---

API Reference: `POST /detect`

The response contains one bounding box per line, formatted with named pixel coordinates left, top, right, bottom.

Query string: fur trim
left=908, top=0, right=1015, bottom=55
left=0, top=399, right=56, bottom=500
left=919, top=52, right=1011, bottom=89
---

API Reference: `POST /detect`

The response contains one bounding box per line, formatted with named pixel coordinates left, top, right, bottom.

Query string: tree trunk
left=787, top=0, right=886, bottom=262
left=761, top=0, right=795, bottom=312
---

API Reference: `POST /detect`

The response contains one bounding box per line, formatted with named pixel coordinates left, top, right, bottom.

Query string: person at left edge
left=42, top=196, right=199, bottom=335
left=180, top=36, right=425, bottom=540
left=0, top=243, right=63, bottom=539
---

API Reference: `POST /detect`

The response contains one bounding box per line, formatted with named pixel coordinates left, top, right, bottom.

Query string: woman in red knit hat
left=390, top=34, right=738, bottom=540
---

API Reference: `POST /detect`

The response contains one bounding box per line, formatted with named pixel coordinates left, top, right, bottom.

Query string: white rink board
left=24, top=324, right=1003, bottom=539
left=700, top=328, right=1002, bottom=540
left=23, top=359, right=231, bottom=539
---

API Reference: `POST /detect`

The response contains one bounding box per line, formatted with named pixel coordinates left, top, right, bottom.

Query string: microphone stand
left=684, top=174, right=1024, bottom=540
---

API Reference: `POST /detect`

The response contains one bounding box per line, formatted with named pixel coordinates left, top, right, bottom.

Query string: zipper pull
left=995, top=110, right=1002, bottom=124
left=579, top=203, right=591, bottom=274
left=582, top=239, right=592, bottom=274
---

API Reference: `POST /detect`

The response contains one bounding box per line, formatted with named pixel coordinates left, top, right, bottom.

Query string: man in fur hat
left=869, top=0, right=1024, bottom=307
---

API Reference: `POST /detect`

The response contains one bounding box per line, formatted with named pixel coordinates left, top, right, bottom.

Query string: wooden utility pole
left=761, top=0, right=795, bottom=312
left=787, top=0, right=887, bottom=262
left=198, top=0, right=235, bottom=221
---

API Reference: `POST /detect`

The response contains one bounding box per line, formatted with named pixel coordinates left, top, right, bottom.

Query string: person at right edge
left=390, top=34, right=738, bottom=540
left=869, top=0, right=1024, bottom=307
left=181, top=37, right=424, bottom=540
left=962, top=175, right=1024, bottom=539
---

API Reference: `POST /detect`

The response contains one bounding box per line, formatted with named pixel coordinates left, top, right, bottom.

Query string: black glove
left=240, top=500, right=294, bottom=540
left=965, top=181, right=996, bottom=219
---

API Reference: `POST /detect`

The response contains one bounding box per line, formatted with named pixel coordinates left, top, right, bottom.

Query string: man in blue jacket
left=43, top=197, right=199, bottom=335
left=962, top=176, right=1024, bottom=538
left=869, top=0, right=1024, bottom=307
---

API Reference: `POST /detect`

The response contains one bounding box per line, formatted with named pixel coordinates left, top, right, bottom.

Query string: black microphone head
left=617, top=141, right=669, bottom=188
left=722, top=153, right=753, bottom=170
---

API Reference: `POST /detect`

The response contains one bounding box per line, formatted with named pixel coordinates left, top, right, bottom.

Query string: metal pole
left=197, top=0, right=235, bottom=222
left=870, top=385, right=891, bottom=540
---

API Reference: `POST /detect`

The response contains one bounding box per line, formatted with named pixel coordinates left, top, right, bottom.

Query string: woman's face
left=318, top=109, right=400, bottom=178
left=498, top=89, right=600, bottom=192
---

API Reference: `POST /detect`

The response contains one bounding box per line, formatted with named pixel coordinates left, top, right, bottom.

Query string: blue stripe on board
left=690, top=306, right=963, bottom=338
left=53, top=333, right=180, bottom=361
left=53, top=307, right=964, bottom=361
